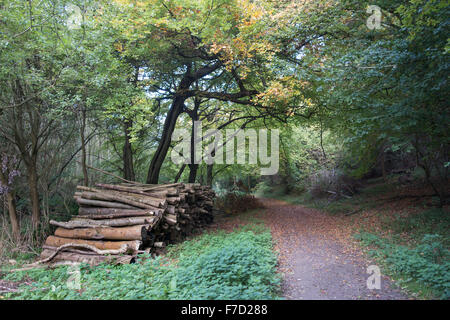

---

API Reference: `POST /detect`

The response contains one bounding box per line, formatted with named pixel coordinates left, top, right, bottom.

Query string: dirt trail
left=256, top=198, right=409, bottom=300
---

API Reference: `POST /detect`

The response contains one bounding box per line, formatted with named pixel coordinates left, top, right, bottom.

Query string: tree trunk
left=78, top=207, right=158, bottom=217
left=145, top=61, right=224, bottom=184
left=188, top=164, right=198, bottom=183
left=28, top=164, right=40, bottom=230
left=146, top=98, right=185, bottom=183
left=40, top=249, right=134, bottom=265
left=174, top=164, right=186, bottom=183
left=0, top=171, right=19, bottom=240
left=6, top=192, right=19, bottom=240
left=74, top=197, right=136, bottom=209
left=188, top=98, right=200, bottom=183
left=319, top=118, right=327, bottom=160
left=79, top=190, right=166, bottom=208
left=50, top=216, right=156, bottom=229
left=80, top=107, right=89, bottom=186
left=206, top=164, right=213, bottom=187
left=54, top=224, right=150, bottom=241
left=145, top=62, right=224, bottom=184
left=44, top=235, right=141, bottom=251
left=123, top=119, right=136, bottom=181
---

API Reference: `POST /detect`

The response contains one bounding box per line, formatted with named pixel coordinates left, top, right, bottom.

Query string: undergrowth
left=354, top=207, right=450, bottom=300
left=215, top=189, right=262, bottom=214
left=1, top=224, right=281, bottom=300
left=355, top=232, right=450, bottom=299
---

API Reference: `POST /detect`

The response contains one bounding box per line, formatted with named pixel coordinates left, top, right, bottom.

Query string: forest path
left=255, top=198, right=409, bottom=300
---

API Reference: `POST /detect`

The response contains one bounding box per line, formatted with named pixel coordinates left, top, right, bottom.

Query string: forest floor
left=210, top=198, right=410, bottom=300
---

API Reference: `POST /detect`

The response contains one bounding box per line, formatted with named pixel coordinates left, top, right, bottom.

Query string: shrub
left=355, top=232, right=450, bottom=299
left=308, top=169, right=361, bottom=199
left=168, top=229, right=280, bottom=299
left=253, top=181, right=273, bottom=197
left=215, top=190, right=263, bottom=214
left=389, top=208, right=450, bottom=244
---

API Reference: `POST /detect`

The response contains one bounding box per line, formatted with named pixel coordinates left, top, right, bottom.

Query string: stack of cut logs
left=40, top=182, right=215, bottom=265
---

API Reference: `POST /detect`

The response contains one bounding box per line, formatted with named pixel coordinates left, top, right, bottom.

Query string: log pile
left=40, top=182, right=215, bottom=265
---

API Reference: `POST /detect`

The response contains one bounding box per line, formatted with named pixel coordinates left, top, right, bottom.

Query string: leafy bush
left=2, top=225, right=280, bottom=300
left=253, top=181, right=273, bottom=197
left=167, top=228, right=280, bottom=299
left=308, top=169, right=361, bottom=199
left=215, top=190, right=263, bottom=214
left=389, top=208, right=450, bottom=244
left=355, top=232, right=450, bottom=299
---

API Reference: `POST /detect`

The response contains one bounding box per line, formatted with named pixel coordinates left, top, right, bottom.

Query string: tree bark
left=77, top=207, right=159, bottom=217
left=44, top=235, right=141, bottom=251
left=40, top=249, right=134, bottom=265
left=6, top=192, right=19, bottom=240
left=0, top=171, right=19, bottom=240
left=188, top=96, right=201, bottom=183
left=188, top=164, right=198, bottom=183
left=50, top=216, right=156, bottom=229
left=80, top=191, right=166, bottom=209
left=28, top=163, right=40, bottom=230
left=74, top=197, right=136, bottom=209
left=174, top=164, right=186, bottom=183
left=54, top=224, right=150, bottom=241
left=123, top=119, right=136, bottom=181
left=206, top=164, right=213, bottom=187
left=80, top=107, right=89, bottom=186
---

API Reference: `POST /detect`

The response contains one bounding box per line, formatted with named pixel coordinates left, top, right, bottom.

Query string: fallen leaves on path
left=209, top=198, right=410, bottom=300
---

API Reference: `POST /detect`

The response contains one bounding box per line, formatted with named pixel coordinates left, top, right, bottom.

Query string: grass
left=1, top=223, right=281, bottom=300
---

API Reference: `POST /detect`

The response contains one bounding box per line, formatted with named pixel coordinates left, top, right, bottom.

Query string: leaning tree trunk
left=174, top=164, right=186, bottom=183
left=146, top=98, right=185, bottom=184
left=145, top=62, right=222, bottom=184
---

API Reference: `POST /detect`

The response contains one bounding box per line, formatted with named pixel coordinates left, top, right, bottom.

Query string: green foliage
left=253, top=181, right=273, bottom=197
left=3, top=225, right=280, bottom=300
left=389, top=208, right=450, bottom=245
left=307, top=0, right=450, bottom=186
left=166, top=228, right=280, bottom=299
left=355, top=232, right=450, bottom=299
